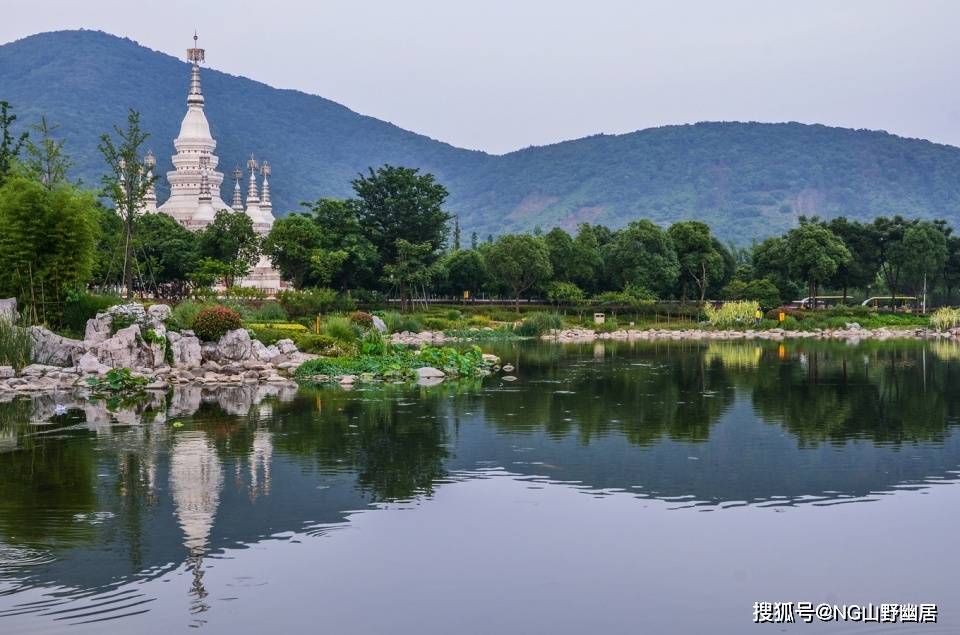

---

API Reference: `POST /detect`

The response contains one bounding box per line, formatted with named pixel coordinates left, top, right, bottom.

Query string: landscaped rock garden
left=0, top=299, right=315, bottom=396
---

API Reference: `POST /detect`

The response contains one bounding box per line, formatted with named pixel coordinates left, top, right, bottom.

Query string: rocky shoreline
left=0, top=301, right=311, bottom=397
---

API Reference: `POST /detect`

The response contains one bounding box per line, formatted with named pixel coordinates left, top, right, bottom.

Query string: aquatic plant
left=514, top=312, right=563, bottom=336
left=0, top=319, right=31, bottom=370
left=294, top=345, right=490, bottom=383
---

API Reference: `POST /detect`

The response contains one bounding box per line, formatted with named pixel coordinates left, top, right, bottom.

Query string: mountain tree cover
left=9, top=31, right=960, bottom=244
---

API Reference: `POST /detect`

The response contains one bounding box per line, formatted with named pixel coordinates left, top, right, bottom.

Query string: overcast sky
left=2, top=0, right=958, bottom=154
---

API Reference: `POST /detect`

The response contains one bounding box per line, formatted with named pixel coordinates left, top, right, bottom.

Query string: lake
left=1, top=339, right=959, bottom=634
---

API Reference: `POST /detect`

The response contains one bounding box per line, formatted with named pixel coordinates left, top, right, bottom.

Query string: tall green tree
left=900, top=222, right=948, bottom=307
left=441, top=248, right=489, bottom=298
left=0, top=175, right=99, bottom=324
left=197, top=210, right=259, bottom=287
left=0, top=101, right=27, bottom=186
left=262, top=213, right=324, bottom=289
left=668, top=220, right=726, bottom=304
left=98, top=109, right=155, bottom=299
left=353, top=165, right=451, bottom=267
left=825, top=217, right=880, bottom=303
left=602, top=220, right=679, bottom=298
left=753, top=236, right=801, bottom=302
left=24, top=117, right=71, bottom=190
left=382, top=239, right=435, bottom=311
left=134, top=213, right=199, bottom=298
left=484, top=234, right=552, bottom=312
left=785, top=221, right=850, bottom=305
left=873, top=215, right=913, bottom=302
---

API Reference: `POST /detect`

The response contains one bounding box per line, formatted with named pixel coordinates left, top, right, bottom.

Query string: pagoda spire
left=232, top=166, right=244, bottom=211
left=260, top=161, right=272, bottom=214
left=142, top=150, right=157, bottom=213
left=186, top=32, right=205, bottom=107
left=246, top=155, right=260, bottom=206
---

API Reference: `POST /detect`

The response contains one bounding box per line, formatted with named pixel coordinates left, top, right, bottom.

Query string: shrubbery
left=193, top=306, right=243, bottom=342
left=277, top=288, right=338, bottom=318
left=382, top=311, right=423, bottom=333
left=514, top=312, right=563, bottom=336
left=321, top=316, right=360, bottom=343
left=61, top=292, right=122, bottom=335
left=350, top=311, right=374, bottom=327
left=931, top=307, right=960, bottom=331
left=704, top=300, right=760, bottom=328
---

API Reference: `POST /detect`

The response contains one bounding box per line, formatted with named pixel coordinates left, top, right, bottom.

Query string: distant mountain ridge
left=3, top=29, right=960, bottom=242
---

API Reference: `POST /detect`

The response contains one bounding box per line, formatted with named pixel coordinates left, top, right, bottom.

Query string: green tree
left=873, top=215, right=913, bottom=302
left=24, top=117, right=71, bottom=190
left=900, top=222, right=948, bottom=307
left=753, top=236, right=801, bottom=302
left=825, top=217, right=880, bottom=303
left=441, top=248, right=489, bottom=298
left=785, top=221, right=850, bottom=305
left=134, top=213, right=199, bottom=298
left=262, top=213, right=324, bottom=289
left=668, top=220, right=726, bottom=304
left=0, top=175, right=99, bottom=324
left=721, top=278, right=781, bottom=308
left=307, top=198, right=378, bottom=292
left=484, top=234, right=553, bottom=312
left=602, top=220, right=679, bottom=298
left=382, top=239, right=435, bottom=311
left=0, top=101, right=27, bottom=186
left=353, top=165, right=451, bottom=268
left=98, top=109, right=155, bottom=299
left=197, top=210, right=259, bottom=287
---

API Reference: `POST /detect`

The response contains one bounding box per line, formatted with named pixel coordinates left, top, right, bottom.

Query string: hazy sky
left=3, top=0, right=958, bottom=154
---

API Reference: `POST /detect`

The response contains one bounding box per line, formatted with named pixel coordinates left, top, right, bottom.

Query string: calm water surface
left=1, top=339, right=959, bottom=634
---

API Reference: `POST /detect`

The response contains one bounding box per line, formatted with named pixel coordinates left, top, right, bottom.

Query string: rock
left=28, top=327, right=85, bottom=367
left=482, top=354, right=500, bottom=364
left=415, top=366, right=445, bottom=379
left=147, top=303, right=172, bottom=324
left=202, top=360, right=222, bottom=372
left=501, top=364, right=515, bottom=373
left=84, top=313, right=113, bottom=344
left=0, top=298, right=17, bottom=323
left=200, top=341, right=220, bottom=362
left=417, top=376, right=444, bottom=387
left=167, top=332, right=202, bottom=368
left=266, top=374, right=286, bottom=383
left=276, top=338, right=298, bottom=355
left=372, top=315, right=387, bottom=333
left=0, top=366, right=14, bottom=379
left=77, top=352, right=110, bottom=375
left=502, top=375, right=517, bottom=381
left=95, top=325, right=157, bottom=369
left=337, top=375, right=357, bottom=384
left=217, top=329, right=253, bottom=362
left=107, top=303, right=147, bottom=324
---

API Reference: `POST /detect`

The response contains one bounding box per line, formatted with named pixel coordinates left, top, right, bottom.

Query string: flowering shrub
left=193, top=306, right=242, bottom=342
left=350, top=311, right=374, bottom=328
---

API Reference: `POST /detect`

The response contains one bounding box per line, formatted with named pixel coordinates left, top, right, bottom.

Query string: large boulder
left=372, top=315, right=387, bottom=333
left=0, top=298, right=17, bottom=323
left=95, top=325, right=159, bottom=369
left=252, top=339, right=281, bottom=363
left=28, top=326, right=85, bottom=366
left=217, top=329, right=253, bottom=362
left=77, top=351, right=110, bottom=375
left=84, top=313, right=113, bottom=344
left=166, top=331, right=202, bottom=368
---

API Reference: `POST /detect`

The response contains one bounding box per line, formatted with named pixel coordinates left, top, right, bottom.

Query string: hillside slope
left=3, top=30, right=960, bottom=242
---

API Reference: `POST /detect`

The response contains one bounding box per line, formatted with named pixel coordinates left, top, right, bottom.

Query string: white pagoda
left=144, top=34, right=283, bottom=291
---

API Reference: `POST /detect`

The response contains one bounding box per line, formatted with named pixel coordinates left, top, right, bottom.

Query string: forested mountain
left=4, top=29, right=960, bottom=242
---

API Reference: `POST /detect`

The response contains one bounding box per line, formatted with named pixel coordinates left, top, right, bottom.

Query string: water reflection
left=1, top=339, right=959, bottom=631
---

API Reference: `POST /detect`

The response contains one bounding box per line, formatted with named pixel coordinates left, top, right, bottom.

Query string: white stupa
left=148, top=34, right=284, bottom=291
